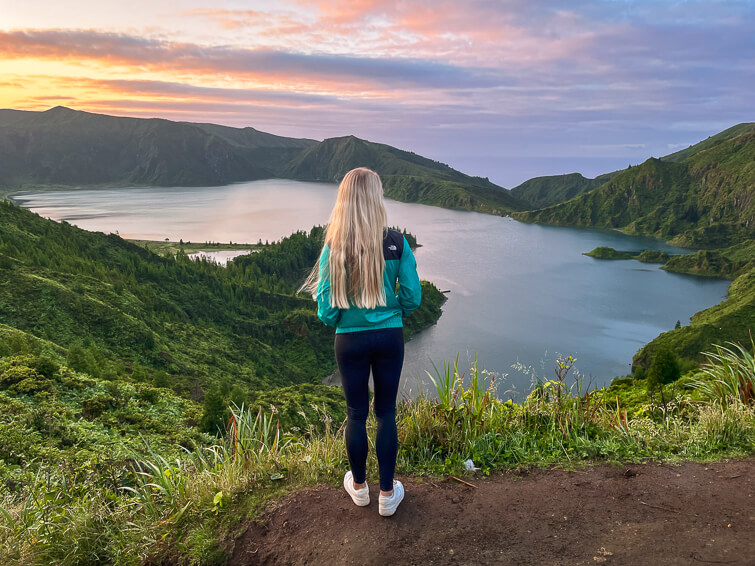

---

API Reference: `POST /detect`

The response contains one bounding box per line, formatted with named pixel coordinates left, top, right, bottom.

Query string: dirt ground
left=229, top=459, right=754, bottom=565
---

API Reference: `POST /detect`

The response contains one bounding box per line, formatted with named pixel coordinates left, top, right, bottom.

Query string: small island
left=584, top=246, right=670, bottom=263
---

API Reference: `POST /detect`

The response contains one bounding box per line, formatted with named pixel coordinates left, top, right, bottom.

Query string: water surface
left=14, top=181, right=730, bottom=397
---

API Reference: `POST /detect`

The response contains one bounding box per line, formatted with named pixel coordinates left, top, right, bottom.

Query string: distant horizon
left=1, top=1, right=752, bottom=188
left=6, top=104, right=749, bottom=190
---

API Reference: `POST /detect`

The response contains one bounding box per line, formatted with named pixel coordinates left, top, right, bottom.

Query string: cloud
left=0, top=29, right=502, bottom=91
left=82, top=78, right=345, bottom=106
left=29, top=95, right=77, bottom=100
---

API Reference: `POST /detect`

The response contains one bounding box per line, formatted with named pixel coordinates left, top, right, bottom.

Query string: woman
left=302, top=167, right=421, bottom=516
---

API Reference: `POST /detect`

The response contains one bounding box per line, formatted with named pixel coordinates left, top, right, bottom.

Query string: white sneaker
left=343, top=471, right=370, bottom=506
left=379, top=480, right=404, bottom=517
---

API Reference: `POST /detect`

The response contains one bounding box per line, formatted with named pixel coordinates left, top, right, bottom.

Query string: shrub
left=200, top=387, right=228, bottom=434
left=0, top=365, right=42, bottom=388
left=82, top=395, right=115, bottom=419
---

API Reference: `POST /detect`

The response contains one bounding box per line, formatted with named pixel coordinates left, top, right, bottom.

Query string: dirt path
left=229, top=459, right=754, bottom=565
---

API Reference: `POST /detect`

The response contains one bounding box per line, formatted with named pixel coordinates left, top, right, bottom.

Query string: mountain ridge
left=509, top=122, right=755, bottom=211
left=0, top=106, right=526, bottom=213
left=510, top=171, right=618, bottom=209
left=512, top=129, right=755, bottom=246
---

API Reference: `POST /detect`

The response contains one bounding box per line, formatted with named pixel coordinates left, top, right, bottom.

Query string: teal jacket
left=316, top=229, right=422, bottom=333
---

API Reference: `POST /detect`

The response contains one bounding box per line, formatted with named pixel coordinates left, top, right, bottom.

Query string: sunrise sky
left=1, top=0, right=753, bottom=186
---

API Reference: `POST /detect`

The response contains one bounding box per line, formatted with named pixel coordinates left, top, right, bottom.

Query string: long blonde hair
left=302, top=167, right=388, bottom=309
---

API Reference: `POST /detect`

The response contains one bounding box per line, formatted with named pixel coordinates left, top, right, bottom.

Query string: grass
left=690, top=336, right=755, bottom=407
left=1, top=347, right=754, bottom=564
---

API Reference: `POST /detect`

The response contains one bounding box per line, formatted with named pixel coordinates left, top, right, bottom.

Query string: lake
left=13, top=181, right=730, bottom=398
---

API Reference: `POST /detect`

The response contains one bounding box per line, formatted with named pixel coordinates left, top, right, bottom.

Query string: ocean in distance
left=13, top=180, right=730, bottom=398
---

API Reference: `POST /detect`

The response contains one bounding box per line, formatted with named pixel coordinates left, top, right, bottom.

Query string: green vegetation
left=637, top=249, right=671, bottom=263
left=404, top=282, right=447, bottom=340
left=512, top=131, right=755, bottom=246
left=284, top=135, right=526, bottom=213
left=660, top=122, right=755, bottom=163
left=584, top=247, right=670, bottom=262
left=0, top=111, right=753, bottom=564
left=510, top=172, right=617, bottom=210
left=586, top=242, right=753, bottom=278
left=0, top=107, right=313, bottom=187
left=630, top=243, right=755, bottom=372
left=0, top=201, right=333, bottom=393
left=0, top=202, right=443, bottom=411
left=0, top=201, right=448, bottom=563
left=2, top=348, right=752, bottom=565
left=645, top=347, right=682, bottom=407
left=509, top=123, right=755, bottom=215
left=663, top=240, right=755, bottom=278
left=579, top=241, right=755, bottom=380
left=584, top=246, right=639, bottom=260
left=382, top=174, right=524, bottom=214
left=691, top=338, right=755, bottom=407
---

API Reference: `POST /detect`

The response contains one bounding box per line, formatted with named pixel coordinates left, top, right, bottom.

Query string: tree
left=646, top=347, right=681, bottom=408
left=200, top=387, right=228, bottom=435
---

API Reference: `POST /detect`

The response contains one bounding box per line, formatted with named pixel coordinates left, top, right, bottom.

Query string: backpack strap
left=383, top=229, right=404, bottom=260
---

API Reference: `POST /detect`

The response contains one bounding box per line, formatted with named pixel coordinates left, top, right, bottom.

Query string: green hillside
left=0, top=107, right=526, bottom=214
left=663, top=240, right=755, bottom=278
left=510, top=171, right=616, bottom=209
left=661, top=123, right=755, bottom=163
left=0, top=201, right=327, bottom=391
left=0, top=107, right=296, bottom=187
left=0, top=202, right=443, bottom=397
left=507, top=123, right=755, bottom=212
left=189, top=121, right=317, bottom=174
left=285, top=135, right=527, bottom=213
left=512, top=130, right=755, bottom=246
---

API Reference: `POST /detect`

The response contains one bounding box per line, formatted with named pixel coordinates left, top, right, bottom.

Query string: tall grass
left=691, top=337, right=755, bottom=406
left=2, top=349, right=754, bottom=564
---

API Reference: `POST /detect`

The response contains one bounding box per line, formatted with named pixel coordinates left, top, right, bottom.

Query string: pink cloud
left=178, top=1, right=596, bottom=68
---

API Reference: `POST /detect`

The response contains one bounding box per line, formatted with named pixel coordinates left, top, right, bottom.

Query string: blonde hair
left=302, top=167, right=388, bottom=309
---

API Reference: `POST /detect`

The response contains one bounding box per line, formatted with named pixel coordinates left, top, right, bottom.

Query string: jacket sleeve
left=397, top=236, right=422, bottom=315
left=316, top=245, right=341, bottom=327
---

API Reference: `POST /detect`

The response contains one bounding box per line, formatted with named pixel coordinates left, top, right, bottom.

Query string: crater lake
left=12, top=180, right=731, bottom=398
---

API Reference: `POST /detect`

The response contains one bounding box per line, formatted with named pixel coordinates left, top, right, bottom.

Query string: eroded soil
left=230, top=459, right=754, bottom=565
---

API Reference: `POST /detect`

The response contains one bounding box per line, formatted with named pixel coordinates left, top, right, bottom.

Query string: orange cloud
left=0, top=28, right=506, bottom=99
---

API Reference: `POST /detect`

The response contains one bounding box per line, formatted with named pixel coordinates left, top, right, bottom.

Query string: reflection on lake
left=13, top=181, right=730, bottom=398
left=187, top=250, right=253, bottom=265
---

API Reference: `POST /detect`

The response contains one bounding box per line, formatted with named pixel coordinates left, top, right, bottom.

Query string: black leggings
left=335, top=327, right=404, bottom=492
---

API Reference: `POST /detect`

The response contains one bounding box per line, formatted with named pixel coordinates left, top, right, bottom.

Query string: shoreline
left=8, top=182, right=740, bottom=378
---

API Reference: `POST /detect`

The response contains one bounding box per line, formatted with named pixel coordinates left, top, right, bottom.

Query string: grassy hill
left=512, top=130, right=755, bottom=247
left=0, top=202, right=444, bottom=400
left=285, top=135, right=526, bottom=213
left=0, top=107, right=526, bottom=214
left=0, top=107, right=316, bottom=187
left=508, top=123, right=755, bottom=212
left=661, top=122, right=755, bottom=163
left=510, top=171, right=617, bottom=210
left=0, top=201, right=331, bottom=392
